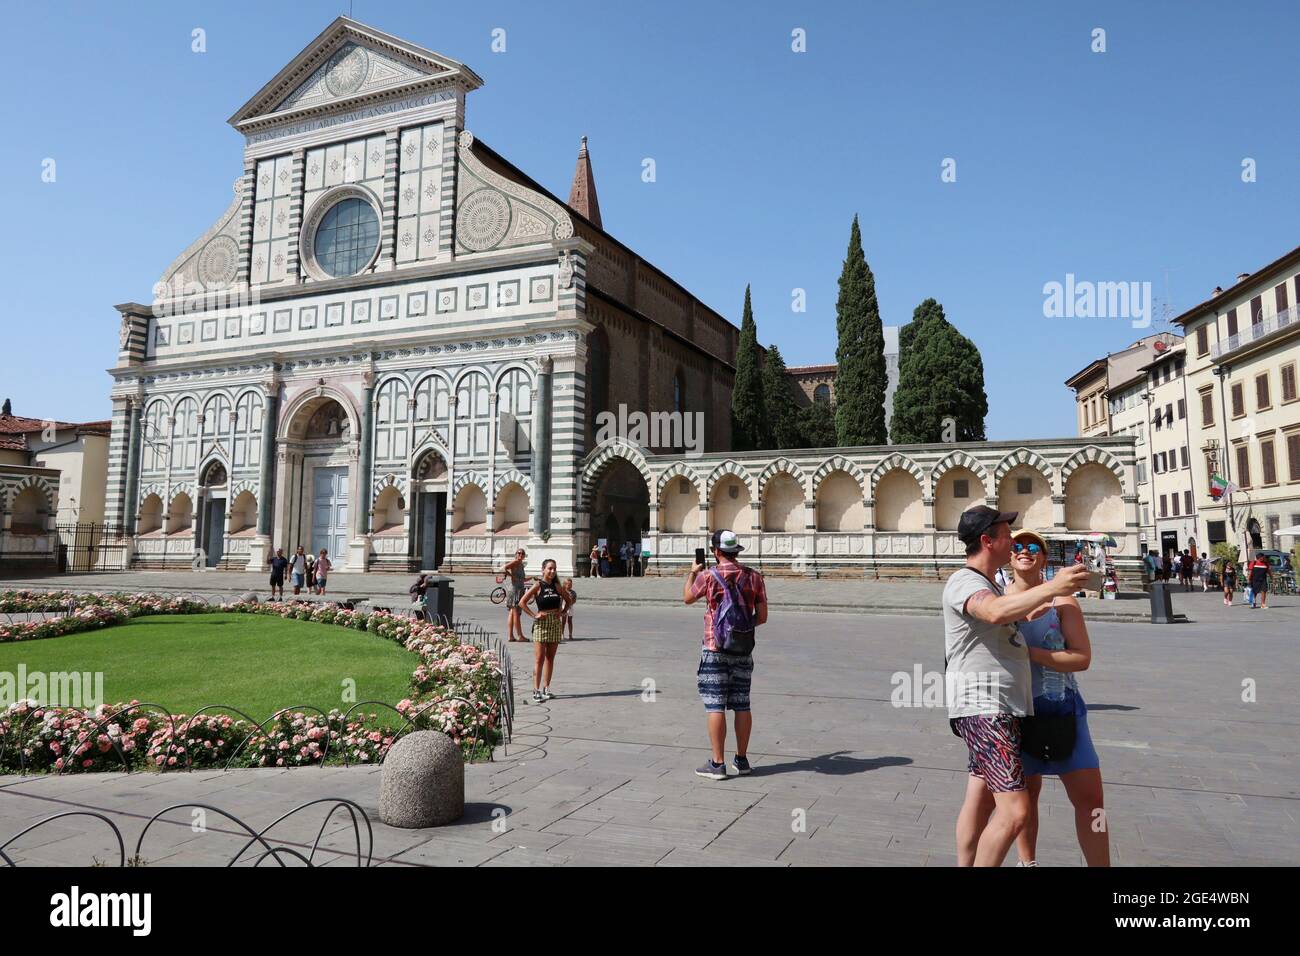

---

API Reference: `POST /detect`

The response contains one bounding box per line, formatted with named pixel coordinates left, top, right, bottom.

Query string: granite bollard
left=379, top=731, right=464, bottom=827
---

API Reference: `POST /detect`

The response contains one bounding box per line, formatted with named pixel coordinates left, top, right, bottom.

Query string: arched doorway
left=198, top=459, right=228, bottom=567
left=588, top=456, right=649, bottom=576
left=411, top=449, right=448, bottom=570
left=285, top=395, right=353, bottom=567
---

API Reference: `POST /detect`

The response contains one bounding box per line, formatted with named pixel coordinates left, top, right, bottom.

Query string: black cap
left=956, top=505, right=1019, bottom=545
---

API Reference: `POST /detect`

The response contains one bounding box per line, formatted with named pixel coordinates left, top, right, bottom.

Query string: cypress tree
left=730, top=285, right=766, bottom=451
left=890, top=298, right=988, bottom=443
left=797, top=399, right=838, bottom=449
left=760, top=344, right=801, bottom=449
left=834, top=216, right=888, bottom=445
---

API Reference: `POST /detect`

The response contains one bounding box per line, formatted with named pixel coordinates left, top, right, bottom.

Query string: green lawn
left=0, top=613, right=419, bottom=720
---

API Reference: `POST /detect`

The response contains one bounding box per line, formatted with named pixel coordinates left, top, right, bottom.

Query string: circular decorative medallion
left=458, top=190, right=511, bottom=251
left=325, top=45, right=369, bottom=96
left=197, top=235, right=239, bottom=286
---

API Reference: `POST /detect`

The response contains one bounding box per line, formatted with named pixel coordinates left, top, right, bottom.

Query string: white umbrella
left=1274, top=525, right=1300, bottom=536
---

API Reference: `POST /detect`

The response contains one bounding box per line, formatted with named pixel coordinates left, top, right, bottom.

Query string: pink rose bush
left=0, top=590, right=210, bottom=643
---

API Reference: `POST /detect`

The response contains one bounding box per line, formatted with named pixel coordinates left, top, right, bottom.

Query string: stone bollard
left=379, top=731, right=464, bottom=827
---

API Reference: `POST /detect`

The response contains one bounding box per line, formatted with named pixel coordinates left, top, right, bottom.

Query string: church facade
left=105, top=17, right=1142, bottom=580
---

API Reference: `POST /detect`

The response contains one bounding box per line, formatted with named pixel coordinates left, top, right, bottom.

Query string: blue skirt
left=1021, top=689, right=1100, bottom=777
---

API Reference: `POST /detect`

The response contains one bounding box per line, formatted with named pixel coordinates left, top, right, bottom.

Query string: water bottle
left=1040, top=620, right=1068, bottom=701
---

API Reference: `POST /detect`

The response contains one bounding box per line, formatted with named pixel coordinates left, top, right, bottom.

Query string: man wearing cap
left=684, top=529, right=768, bottom=780
left=945, top=505, right=1091, bottom=866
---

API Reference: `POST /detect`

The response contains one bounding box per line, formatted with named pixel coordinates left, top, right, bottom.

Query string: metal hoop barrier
left=0, top=811, right=126, bottom=867
left=338, top=695, right=492, bottom=766
left=223, top=704, right=334, bottom=771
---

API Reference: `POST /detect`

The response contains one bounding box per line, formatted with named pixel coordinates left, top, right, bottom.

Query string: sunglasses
left=1011, top=542, right=1043, bottom=555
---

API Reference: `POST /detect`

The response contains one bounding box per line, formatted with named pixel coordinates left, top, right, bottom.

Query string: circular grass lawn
left=0, top=613, right=420, bottom=721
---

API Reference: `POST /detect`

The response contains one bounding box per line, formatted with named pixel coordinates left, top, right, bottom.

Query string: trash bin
left=424, top=575, right=454, bottom=624
left=1149, top=581, right=1173, bottom=624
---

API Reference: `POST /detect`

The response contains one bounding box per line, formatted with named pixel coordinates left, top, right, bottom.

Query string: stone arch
left=493, top=481, right=530, bottom=535
left=654, top=460, right=702, bottom=501
left=137, top=492, right=164, bottom=535
left=198, top=455, right=229, bottom=487
left=1060, top=445, right=1125, bottom=488
left=1064, top=462, right=1125, bottom=531
left=7, top=479, right=54, bottom=532
left=228, top=489, right=258, bottom=533
left=277, top=384, right=359, bottom=443
left=165, top=490, right=194, bottom=535
left=372, top=484, right=405, bottom=533
left=491, top=361, right=535, bottom=391
left=931, top=451, right=990, bottom=492
left=494, top=468, right=535, bottom=499
left=874, top=469, right=925, bottom=532
left=705, top=459, right=754, bottom=498
left=451, top=476, right=488, bottom=534
left=869, top=453, right=926, bottom=497
left=451, top=364, right=495, bottom=393
left=451, top=470, right=489, bottom=498
left=762, top=469, right=807, bottom=532
left=581, top=440, right=652, bottom=512
left=757, top=458, right=809, bottom=498
left=811, top=455, right=867, bottom=498
left=993, top=447, right=1056, bottom=491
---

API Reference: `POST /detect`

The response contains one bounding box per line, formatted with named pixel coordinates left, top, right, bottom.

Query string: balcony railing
left=1212, top=304, right=1299, bottom=359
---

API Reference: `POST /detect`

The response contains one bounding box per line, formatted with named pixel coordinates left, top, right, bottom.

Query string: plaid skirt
left=532, top=614, right=564, bottom=643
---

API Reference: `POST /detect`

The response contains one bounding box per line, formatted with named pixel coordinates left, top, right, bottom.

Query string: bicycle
left=491, top=576, right=535, bottom=604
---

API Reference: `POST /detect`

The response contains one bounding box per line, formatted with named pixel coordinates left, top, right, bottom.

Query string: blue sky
left=4, top=0, right=1299, bottom=439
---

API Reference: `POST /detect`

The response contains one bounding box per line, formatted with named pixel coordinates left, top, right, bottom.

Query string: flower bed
left=0, top=590, right=504, bottom=773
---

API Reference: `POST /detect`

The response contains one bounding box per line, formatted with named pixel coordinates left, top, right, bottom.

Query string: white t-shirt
left=942, top=567, right=1034, bottom=719
left=290, top=554, right=307, bottom=574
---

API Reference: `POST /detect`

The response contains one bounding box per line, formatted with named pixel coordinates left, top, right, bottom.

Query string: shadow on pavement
left=750, top=751, right=912, bottom=777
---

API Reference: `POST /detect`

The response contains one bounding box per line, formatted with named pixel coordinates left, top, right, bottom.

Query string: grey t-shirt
left=942, top=567, right=1033, bottom=719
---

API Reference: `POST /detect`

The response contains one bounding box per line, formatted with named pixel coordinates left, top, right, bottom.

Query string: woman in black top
left=1222, top=561, right=1236, bottom=606
left=521, top=559, right=573, bottom=702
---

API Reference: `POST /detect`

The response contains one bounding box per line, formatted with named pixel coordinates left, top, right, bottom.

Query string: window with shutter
left=1236, top=445, right=1251, bottom=488
left=1196, top=326, right=1208, bottom=355
left=1180, top=445, right=1188, bottom=469
left=1250, top=295, right=1263, bottom=325
left=1171, top=494, right=1180, bottom=516
left=1231, top=383, right=1244, bottom=417
left=1177, top=398, right=1185, bottom=419
left=1277, top=283, right=1290, bottom=314
left=1159, top=495, right=1167, bottom=518
left=1256, top=373, right=1271, bottom=410
left=1289, top=433, right=1300, bottom=482
left=1282, top=363, right=1297, bottom=403
left=1227, top=307, right=1238, bottom=337
left=1261, top=439, right=1277, bottom=485
left=1200, top=390, right=1214, bottom=426
left=1184, top=490, right=1193, bottom=514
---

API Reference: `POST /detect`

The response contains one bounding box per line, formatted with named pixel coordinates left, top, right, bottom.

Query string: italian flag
left=1209, top=474, right=1237, bottom=500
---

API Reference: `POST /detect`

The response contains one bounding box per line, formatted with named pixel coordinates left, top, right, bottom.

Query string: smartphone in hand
left=694, top=547, right=707, bottom=567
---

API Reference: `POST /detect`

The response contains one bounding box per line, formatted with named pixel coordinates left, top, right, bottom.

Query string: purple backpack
left=710, top=567, right=756, bottom=654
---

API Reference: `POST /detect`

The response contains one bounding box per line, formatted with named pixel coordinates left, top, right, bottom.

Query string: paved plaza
left=0, top=583, right=1297, bottom=866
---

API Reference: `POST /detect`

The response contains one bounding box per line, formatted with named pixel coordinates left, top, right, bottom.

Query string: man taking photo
left=684, top=529, right=767, bottom=780
left=945, top=505, right=1091, bottom=866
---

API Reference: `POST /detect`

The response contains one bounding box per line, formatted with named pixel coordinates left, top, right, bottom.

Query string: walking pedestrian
left=589, top=543, right=601, bottom=579
left=944, top=505, right=1090, bottom=867
left=305, top=552, right=316, bottom=592
left=1248, top=554, right=1271, bottom=609
left=684, top=529, right=767, bottom=780
left=315, top=549, right=331, bottom=595
left=1222, top=561, right=1237, bottom=606
left=562, top=577, right=577, bottom=640
left=268, top=548, right=288, bottom=600
left=520, top=559, right=572, bottom=700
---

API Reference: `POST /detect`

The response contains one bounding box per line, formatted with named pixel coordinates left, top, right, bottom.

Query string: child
left=562, top=577, right=576, bottom=640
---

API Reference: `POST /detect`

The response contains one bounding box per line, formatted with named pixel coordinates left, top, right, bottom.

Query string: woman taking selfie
left=1006, top=529, right=1109, bottom=866
left=521, top=559, right=572, bottom=702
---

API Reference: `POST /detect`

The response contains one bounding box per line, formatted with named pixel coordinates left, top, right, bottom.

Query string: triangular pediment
left=228, top=17, right=482, bottom=129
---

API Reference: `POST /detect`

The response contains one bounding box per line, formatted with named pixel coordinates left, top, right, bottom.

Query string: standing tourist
left=497, top=549, right=527, bottom=642
left=589, top=543, right=601, bottom=579
left=268, top=548, right=288, bottom=601
left=944, top=505, right=1090, bottom=867
left=305, top=552, right=316, bottom=593
left=290, top=546, right=307, bottom=596
left=684, top=530, right=767, bottom=780
left=1222, top=560, right=1237, bottom=606
left=1005, top=529, right=1108, bottom=867
left=520, top=559, right=572, bottom=701
left=1248, top=554, right=1271, bottom=609
left=562, top=577, right=577, bottom=640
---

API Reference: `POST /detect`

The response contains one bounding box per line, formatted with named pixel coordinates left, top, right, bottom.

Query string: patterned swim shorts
left=952, top=713, right=1025, bottom=792
left=697, top=650, right=753, bottom=713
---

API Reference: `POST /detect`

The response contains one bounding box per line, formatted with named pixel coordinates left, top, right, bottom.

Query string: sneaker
left=541, top=688, right=553, bottom=701
left=1016, top=859, right=1039, bottom=867
left=731, top=755, right=752, bottom=775
left=532, top=690, right=543, bottom=703
left=695, top=760, right=727, bottom=780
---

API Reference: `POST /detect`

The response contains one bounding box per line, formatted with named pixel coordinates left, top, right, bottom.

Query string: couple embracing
left=943, top=505, right=1109, bottom=867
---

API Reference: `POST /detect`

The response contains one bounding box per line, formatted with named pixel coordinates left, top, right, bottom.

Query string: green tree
left=760, top=344, right=802, bottom=449
left=890, top=298, right=988, bottom=443
left=797, top=399, right=838, bottom=449
left=730, top=285, right=767, bottom=451
left=834, top=216, right=888, bottom=445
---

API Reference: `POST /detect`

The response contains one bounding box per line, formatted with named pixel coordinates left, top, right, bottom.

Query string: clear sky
left=4, top=1, right=1299, bottom=438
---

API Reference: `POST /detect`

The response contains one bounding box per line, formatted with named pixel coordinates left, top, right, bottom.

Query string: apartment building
left=1138, top=344, right=1200, bottom=558
left=1173, top=245, right=1300, bottom=557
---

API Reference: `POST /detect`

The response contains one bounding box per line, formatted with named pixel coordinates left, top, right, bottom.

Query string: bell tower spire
left=567, top=135, right=602, bottom=229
